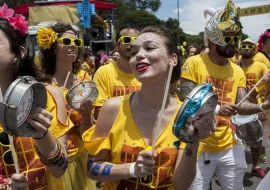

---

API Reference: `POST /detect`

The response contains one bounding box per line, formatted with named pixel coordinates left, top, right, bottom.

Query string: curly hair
left=40, top=23, right=81, bottom=78
left=257, top=30, right=270, bottom=52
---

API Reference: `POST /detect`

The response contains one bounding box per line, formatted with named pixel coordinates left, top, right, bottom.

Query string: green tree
left=119, top=10, right=163, bottom=29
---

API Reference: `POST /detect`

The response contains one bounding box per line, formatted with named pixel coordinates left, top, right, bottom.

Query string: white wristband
left=129, top=162, right=137, bottom=178
left=214, top=105, right=220, bottom=115
left=260, top=104, right=266, bottom=112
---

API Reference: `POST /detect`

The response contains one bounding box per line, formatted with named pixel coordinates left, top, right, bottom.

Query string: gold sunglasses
left=223, top=36, right=240, bottom=44
left=117, top=36, right=137, bottom=44
left=240, top=44, right=254, bottom=50
left=57, top=37, right=83, bottom=47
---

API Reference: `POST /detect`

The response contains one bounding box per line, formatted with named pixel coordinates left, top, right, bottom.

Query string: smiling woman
left=82, top=25, right=216, bottom=190
left=38, top=23, right=96, bottom=190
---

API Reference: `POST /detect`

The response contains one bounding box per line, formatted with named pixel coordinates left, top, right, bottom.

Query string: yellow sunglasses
left=240, top=44, right=254, bottom=50
left=117, top=36, right=137, bottom=44
left=57, top=37, right=83, bottom=47
left=223, top=36, right=240, bottom=44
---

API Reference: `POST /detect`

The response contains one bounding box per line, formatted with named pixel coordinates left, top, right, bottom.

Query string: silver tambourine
left=173, top=83, right=218, bottom=142
left=0, top=76, right=47, bottom=137
left=65, top=80, right=98, bottom=109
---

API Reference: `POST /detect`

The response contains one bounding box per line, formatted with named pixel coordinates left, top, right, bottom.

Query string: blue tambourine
left=173, top=83, right=218, bottom=143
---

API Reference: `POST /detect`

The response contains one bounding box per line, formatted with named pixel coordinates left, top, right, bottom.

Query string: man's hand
left=218, top=104, right=238, bottom=116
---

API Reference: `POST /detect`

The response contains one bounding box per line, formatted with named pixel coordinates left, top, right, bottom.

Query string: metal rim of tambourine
left=65, top=80, right=98, bottom=109
left=0, top=76, right=47, bottom=137
left=173, top=83, right=218, bottom=142
left=231, top=114, right=258, bottom=126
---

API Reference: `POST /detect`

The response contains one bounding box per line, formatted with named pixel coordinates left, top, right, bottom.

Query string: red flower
left=0, top=3, right=14, bottom=20
left=9, top=15, right=28, bottom=36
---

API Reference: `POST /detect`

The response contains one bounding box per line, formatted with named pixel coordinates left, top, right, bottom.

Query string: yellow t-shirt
left=0, top=89, right=73, bottom=190
left=229, top=55, right=241, bottom=64
left=242, top=61, right=268, bottom=102
left=83, top=94, right=185, bottom=190
left=181, top=53, right=246, bottom=152
left=93, top=62, right=141, bottom=107
left=253, top=52, right=270, bottom=68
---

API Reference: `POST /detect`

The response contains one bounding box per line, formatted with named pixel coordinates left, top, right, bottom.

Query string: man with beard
left=253, top=29, right=270, bottom=68
left=93, top=25, right=141, bottom=119
left=240, top=38, right=268, bottom=178
left=180, top=1, right=270, bottom=189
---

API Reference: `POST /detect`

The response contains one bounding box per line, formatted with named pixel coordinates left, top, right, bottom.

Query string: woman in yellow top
left=83, top=26, right=216, bottom=190
left=0, top=4, right=72, bottom=189
left=37, top=23, right=95, bottom=189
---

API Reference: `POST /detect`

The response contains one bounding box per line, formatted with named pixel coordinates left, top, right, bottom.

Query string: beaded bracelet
left=36, top=140, right=62, bottom=165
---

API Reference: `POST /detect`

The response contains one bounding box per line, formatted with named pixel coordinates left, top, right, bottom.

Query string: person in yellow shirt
left=253, top=29, right=270, bottom=68
left=83, top=25, right=216, bottom=190
left=180, top=1, right=270, bottom=189
left=93, top=24, right=142, bottom=119
left=37, top=23, right=95, bottom=189
left=240, top=38, right=268, bottom=178
left=0, top=6, right=71, bottom=189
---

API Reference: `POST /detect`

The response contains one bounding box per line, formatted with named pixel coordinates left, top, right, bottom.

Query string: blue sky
left=156, top=0, right=270, bottom=42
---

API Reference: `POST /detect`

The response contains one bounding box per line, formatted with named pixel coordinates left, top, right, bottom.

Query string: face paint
left=130, top=33, right=168, bottom=73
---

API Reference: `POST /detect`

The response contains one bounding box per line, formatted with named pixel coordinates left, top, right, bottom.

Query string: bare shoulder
left=93, top=97, right=122, bottom=138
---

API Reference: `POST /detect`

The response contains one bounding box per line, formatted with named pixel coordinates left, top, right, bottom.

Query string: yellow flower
left=36, top=28, right=58, bottom=50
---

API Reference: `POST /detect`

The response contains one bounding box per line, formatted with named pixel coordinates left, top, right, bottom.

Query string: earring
left=13, top=58, right=18, bottom=64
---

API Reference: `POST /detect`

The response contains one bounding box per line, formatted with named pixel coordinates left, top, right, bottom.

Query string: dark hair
left=115, top=24, right=140, bottom=42
left=194, top=44, right=206, bottom=55
left=187, top=45, right=198, bottom=54
left=262, top=29, right=270, bottom=44
left=0, top=17, right=48, bottom=82
left=109, top=50, right=118, bottom=57
left=140, top=26, right=182, bottom=84
left=80, top=47, right=92, bottom=61
left=40, top=23, right=81, bottom=78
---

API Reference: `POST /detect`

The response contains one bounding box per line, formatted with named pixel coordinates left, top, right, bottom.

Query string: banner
left=240, top=4, right=270, bottom=17
left=29, top=5, right=85, bottom=36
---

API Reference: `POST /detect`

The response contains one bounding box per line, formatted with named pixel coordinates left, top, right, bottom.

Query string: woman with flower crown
left=0, top=3, right=74, bottom=190
left=36, top=23, right=95, bottom=189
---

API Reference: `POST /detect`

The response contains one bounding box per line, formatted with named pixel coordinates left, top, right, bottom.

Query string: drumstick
left=237, top=69, right=270, bottom=106
left=151, top=62, right=174, bottom=151
left=142, top=62, right=174, bottom=181
left=63, top=71, right=71, bottom=89
left=0, top=87, right=19, bottom=174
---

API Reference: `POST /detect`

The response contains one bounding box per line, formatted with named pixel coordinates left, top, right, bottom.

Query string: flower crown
left=0, top=3, right=28, bottom=36
left=257, top=31, right=270, bottom=52
left=36, top=27, right=58, bottom=50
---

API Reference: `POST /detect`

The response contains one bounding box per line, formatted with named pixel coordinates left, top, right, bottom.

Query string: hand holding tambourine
left=65, top=80, right=98, bottom=112
left=173, top=83, right=218, bottom=143
left=0, top=76, right=48, bottom=138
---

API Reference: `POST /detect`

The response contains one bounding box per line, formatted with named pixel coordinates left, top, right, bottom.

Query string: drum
left=65, top=80, right=98, bottom=109
left=173, top=83, right=218, bottom=142
left=231, top=114, right=263, bottom=145
left=0, top=76, right=47, bottom=137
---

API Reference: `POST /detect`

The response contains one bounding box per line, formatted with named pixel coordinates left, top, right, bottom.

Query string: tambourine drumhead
left=0, top=76, right=47, bottom=137
left=231, top=114, right=258, bottom=126
left=173, top=83, right=218, bottom=142
left=66, top=80, right=98, bottom=109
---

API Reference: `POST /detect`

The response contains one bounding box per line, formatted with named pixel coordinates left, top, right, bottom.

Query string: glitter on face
left=130, top=33, right=167, bottom=65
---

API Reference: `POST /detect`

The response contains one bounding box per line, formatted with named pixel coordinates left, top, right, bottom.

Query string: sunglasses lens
left=123, top=37, right=132, bottom=44
left=74, top=39, right=82, bottom=47
left=241, top=45, right=246, bottom=49
left=233, top=37, right=239, bottom=43
left=62, top=38, right=71, bottom=46
left=248, top=45, right=253, bottom=49
left=224, top=37, right=231, bottom=43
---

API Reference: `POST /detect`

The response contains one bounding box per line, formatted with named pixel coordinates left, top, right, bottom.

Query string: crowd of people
left=0, top=0, right=270, bottom=189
